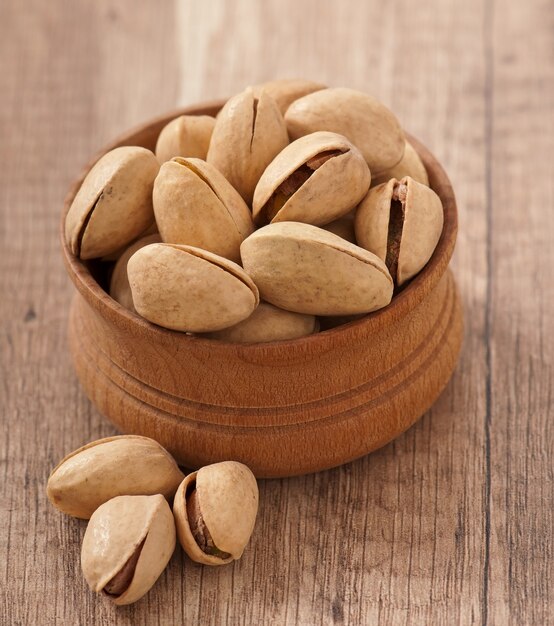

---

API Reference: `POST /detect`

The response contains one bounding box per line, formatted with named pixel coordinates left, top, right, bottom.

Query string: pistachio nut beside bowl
left=81, top=495, right=176, bottom=605
left=285, top=87, right=405, bottom=176
left=127, top=243, right=259, bottom=332
left=155, top=114, right=215, bottom=163
left=207, top=87, right=289, bottom=204
left=173, top=461, right=259, bottom=565
left=65, top=146, right=159, bottom=260
left=204, top=302, right=319, bottom=343
left=240, top=222, right=393, bottom=316
left=46, top=435, right=184, bottom=519
left=110, top=233, right=162, bottom=312
left=252, top=131, right=370, bottom=227
left=153, top=157, right=254, bottom=263
left=355, top=176, right=444, bottom=286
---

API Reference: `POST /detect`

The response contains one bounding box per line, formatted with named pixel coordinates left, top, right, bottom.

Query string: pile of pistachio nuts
left=47, top=436, right=258, bottom=605
left=65, top=79, right=444, bottom=342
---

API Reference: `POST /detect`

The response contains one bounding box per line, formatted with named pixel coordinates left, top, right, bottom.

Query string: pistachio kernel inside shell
left=262, top=149, right=344, bottom=222
left=386, top=182, right=408, bottom=283
left=186, top=483, right=231, bottom=560
left=103, top=537, right=146, bottom=597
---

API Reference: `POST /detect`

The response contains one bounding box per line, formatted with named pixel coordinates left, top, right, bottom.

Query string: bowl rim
left=60, top=100, right=458, bottom=354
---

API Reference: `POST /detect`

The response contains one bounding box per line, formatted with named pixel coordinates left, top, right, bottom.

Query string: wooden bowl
left=61, top=101, right=463, bottom=478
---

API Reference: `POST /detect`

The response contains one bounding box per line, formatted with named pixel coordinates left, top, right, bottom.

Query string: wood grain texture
left=1, top=0, right=552, bottom=625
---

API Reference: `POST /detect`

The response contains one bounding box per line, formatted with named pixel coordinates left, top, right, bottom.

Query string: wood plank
left=487, top=1, right=554, bottom=624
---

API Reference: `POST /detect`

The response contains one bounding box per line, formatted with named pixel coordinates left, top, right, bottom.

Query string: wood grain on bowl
left=61, top=102, right=463, bottom=478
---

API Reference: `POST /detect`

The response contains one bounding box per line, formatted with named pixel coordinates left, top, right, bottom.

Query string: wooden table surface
left=1, top=1, right=552, bottom=624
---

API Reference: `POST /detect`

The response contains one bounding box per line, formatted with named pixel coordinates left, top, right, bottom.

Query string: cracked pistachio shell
left=81, top=495, right=176, bottom=605
left=173, top=462, right=259, bottom=565
left=153, top=157, right=254, bottom=263
left=251, top=78, right=326, bottom=114
left=47, top=435, right=184, bottom=519
left=65, top=146, right=159, bottom=259
left=240, top=222, right=393, bottom=316
left=127, top=243, right=259, bottom=332
left=155, top=115, right=215, bottom=163
left=321, top=216, right=356, bottom=243
left=207, top=87, right=289, bottom=205
left=110, top=234, right=162, bottom=312
left=285, top=88, right=405, bottom=176
left=204, top=302, right=319, bottom=343
left=355, top=176, right=443, bottom=286
left=371, top=140, right=429, bottom=187
left=252, top=131, right=371, bottom=227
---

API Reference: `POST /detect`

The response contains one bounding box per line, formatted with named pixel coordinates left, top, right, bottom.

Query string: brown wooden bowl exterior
left=61, top=101, right=463, bottom=478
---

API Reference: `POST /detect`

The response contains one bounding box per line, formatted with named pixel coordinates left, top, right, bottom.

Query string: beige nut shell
left=46, top=435, right=184, bottom=519
left=355, top=176, right=444, bottom=285
left=252, top=131, right=371, bottom=227
left=207, top=87, right=289, bottom=205
left=240, top=222, right=393, bottom=316
left=204, top=302, right=319, bottom=343
left=81, top=495, right=176, bottom=605
left=155, top=115, right=215, bottom=163
left=285, top=88, right=405, bottom=176
left=173, top=461, right=259, bottom=565
left=110, top=234, right=162, bottom=312
left=65, top=146, right=159, bottom=259
left=251, top=78, right=326, bottom=114
left=371, top=140, right=429, bottom=187
left=321, top=216, right=357, bottom=243
left=153, top=157, right=253, bottom=263
left=128, top=243, right=259, bottom=332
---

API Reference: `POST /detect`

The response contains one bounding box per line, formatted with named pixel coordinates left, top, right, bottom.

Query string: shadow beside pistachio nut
left=46, top=435, right=184, bottom=519
left=173, top=461, right=259, bottom=565
left=355, top=176, right=444, bottom=286
left=81, top=494, right=176, bottom=605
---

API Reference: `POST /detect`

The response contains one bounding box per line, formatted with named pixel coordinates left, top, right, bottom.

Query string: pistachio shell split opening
left=207, top=87, right=289, bottom=204
left=153, top=157, right=254, bottom=262
left=285, top=88, right=405, bottom=176
left=127, top=243, right=259, bottom=332
left=46, top=435, right=184, bottom=519
left=355, top=176, right=444, bottom=285
left=65, top=146, right=159, bottom=259
left=253, top=131, right=370, bottom=227
left=155, top=114, right=215, bottom=163
left=241, top=222, right=393, bottom=316
left=81, top=495, right=175, bottom=605
left=173, top=462, right=259, bottom=565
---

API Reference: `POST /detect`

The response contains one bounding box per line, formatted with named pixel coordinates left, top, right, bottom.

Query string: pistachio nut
left=127, top=243, right=259, bottom=332
left=155, top=114, right=215, bottom=163
left=47, top=435, right=184, bottom=519
left=153, top=157, right=254, bottom=263
left=81, top=495, right=176, bottom=605
left=240, top=222, right=393, bottom=315
left=355, top=176, right=443, bottom=286
left=321, top=215, right=356, bottom=243
left=110, top=233, right=162, bottom=312
left=285, top=88, right=405, bottom=176
left=204, top=302, right=319, bottom=343
left=251, top=78, right=326, bottom=114
left=371, top=140, right=429, bottom=187
left=173, top=461, right=259, bottom=565
left=207, top=87, right=289, bottom=204
left=65, top=146, right=159, bottom=259
left=252, top=131, right=370, bottom=227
